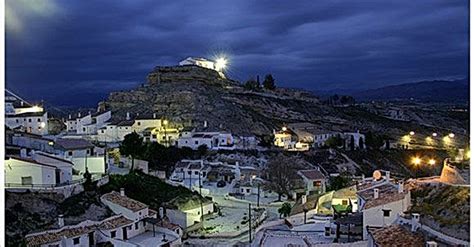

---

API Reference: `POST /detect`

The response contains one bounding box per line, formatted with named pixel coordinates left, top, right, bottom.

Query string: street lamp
left=428, top=159, right=436, bottom=165
left=215, top=57, right=227, bottom=72
left=409, top=131, right=415, bottom=136
left=432, top=133, right=438, bottom=137
left=282, top=126, right=287, bottom=132
left=412, top=157, right=421, bottom=166
left=448, top=133, right=455, bottom=138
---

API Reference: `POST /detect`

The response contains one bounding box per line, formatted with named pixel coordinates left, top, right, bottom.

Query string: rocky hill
left=100, top=65, right=468, bottom=138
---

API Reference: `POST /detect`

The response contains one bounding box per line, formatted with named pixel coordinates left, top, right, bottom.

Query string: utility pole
left=257, top=183, right=260, bottom=208
left=248, top=203, right=252, bottom=244
left=199, top=171, right=204, bottom=228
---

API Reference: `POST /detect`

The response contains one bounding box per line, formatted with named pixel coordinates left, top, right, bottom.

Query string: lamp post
left=199, top=171, right=204, bottom=228
left=248, top=203, right=252, bottom=244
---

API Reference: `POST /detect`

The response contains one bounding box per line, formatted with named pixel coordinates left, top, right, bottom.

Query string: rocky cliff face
left=100, top=65, right=468, bottom=138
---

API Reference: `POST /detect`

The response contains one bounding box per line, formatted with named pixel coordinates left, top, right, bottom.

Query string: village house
left=165, top=195, right=215, bottom=229
left=177, top=129, right=235, bottom=150
left=170, top=160, right=211, bottom=185
left=25, top=190, right=182, bottom=246
left=357, top=180, right=411, bottom=239
left=10, top=131, right=56, bottom=153
left=65, top=110, right=111, bottom=135
left=4, top=155, right=72, bottom=187
left=53, top=138, right=106, bottom=174
left=5, top=96, right=49, bottom=136
left=343, top=131, right=366, bottom=150
left=297, top=169, right=327, bottom=195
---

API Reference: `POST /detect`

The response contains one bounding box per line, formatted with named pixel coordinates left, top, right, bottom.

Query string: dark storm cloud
left=6, top=0, right=469, bottom=106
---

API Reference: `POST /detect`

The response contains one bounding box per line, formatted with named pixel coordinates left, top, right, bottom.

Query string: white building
left=297, top=169, right=327, bottom=195
left=357, top=182, right=411, bottom=239
left=179, top=57, right=215, bottom=70
left=53, top=138, right=106, bottom=174
left=343, top=131, right=366, bottom=150
left=165, top=197, right=214, bottom=229
left=26, top=190, right=182, bottom=246
left=5, top=156, right=59, bottom=186
left=177, top=130, right=234, bottom=150
left=170, top=160, right=211, bottom=184
left=66, top=111, right=111, bottom=135
left=5, top=92, right=49, bottom=135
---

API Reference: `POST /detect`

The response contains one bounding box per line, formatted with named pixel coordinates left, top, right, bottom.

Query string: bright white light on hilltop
left=215, top=57, right=228, bottom=71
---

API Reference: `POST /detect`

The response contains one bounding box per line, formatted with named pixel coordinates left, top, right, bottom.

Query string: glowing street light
left=448, top=133, right=455, bottom=138
left=215, top=57, right=228, bottom=71
left=163, top=119, right=169, bottom=126
left=40, top=122, right=46, bottom=128
left=432, top=133, right=437, bottom=137
left=409, top=131, right=415, bottom=136
left=428, top=159, right=436, bottom=165
left=282, top=126, right=287, bottom=132
left=412, top=157, right=421, bottom=166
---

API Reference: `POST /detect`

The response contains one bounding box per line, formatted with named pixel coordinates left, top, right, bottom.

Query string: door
left=122, top=226, right=128, bottom=240
left=55, top=169, right=61, bottom=184
left=88, top=232, right=94, bottom=246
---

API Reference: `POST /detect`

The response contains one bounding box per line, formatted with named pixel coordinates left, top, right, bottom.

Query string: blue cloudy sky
left=6, top=0, right=469, bottom=106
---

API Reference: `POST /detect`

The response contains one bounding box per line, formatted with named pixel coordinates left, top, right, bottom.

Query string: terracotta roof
left=367, top=225, right=424, bottom=247
left=26, top=225, right=94, bottom=246
left=102, top=191, right=148, bottom=212
left=54, top=138, right=94, bottom=150
left=357, top=183, right=408, bottom=210
left=299, top=169, right=326, bottom=180
left=99, top=216, right=133, bottom=230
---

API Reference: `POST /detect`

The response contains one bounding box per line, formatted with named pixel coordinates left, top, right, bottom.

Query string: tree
left=278, top=202, right=292, bottom=218
left=365, top=131, right=385, bottom=150
left=265, top=155, right=298, bottom=201
left=327, top=174, right=351, bottom=191
left=120, top=132, right=144, bottom=171
left=262, top=74, right=276, bottom=90
left=82, top=167, right=96, bottom=191
left=325, top=136, right=344, bottom=149
left=197, top=144, right=208, bottom=157
left=243, top=78, right=260, bottom=91
left=349, top=135, right=355, bottom=151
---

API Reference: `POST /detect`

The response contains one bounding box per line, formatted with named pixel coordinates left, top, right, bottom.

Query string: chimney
left=126, top=112, right=130, bottom=120
left=68, top=114, right=72, bottom=120
left=426, top=241, right=438, bottom=247
left=159, top=207, right=165, bottom=219
left=411, top=213, right=420, bottom=232
left=20, top=101, right=24, bottom=106
left=88, top=111, right=91, bottom=115
left=398, top=182, right=404, bottom=193
left=301, top=195, right=307, bottom=204
left=385, top=171, right=390, bottom=181
left=120, top=188, right=125, bottom=196
left=58, top=214, right=64, bottom=228
left=373, top=188, right=379, bottom=199
left=153, top=113, right=157, bottom=119
left=78, top=112, right=81, bottom=118
left=203, top=121, right=208, bottom=128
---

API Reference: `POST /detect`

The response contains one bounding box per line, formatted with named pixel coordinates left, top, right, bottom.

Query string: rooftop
left=99, top=215, right=134, bottom=230
left=367, top=225, right=424, bottom=247
left=54, top=138, right=94, bottom=150
left=26, top=225, right=94, bottom=246
left=102, top=191, right=148, bottom=212
left=357, top=183, right=408, bottom=210
left=298, top=169, right=326, bottom=180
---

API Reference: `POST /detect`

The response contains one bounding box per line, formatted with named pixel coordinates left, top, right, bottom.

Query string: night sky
left=6, top=0, right=469, bottom=106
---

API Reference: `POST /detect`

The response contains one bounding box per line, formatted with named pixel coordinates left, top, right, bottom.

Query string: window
left=194, top=171, right=199, bottom=175
left=383, top=209, right=391, bottom=217
left=195, top=141, right=199, bottom=145
left=139, top=212, right=142, bottom=216
left=188, top=171, right=191, bottom=175
left=73, top=237, right=80, bottom=245
left=342, top=200, right=348, bottom=206
left=143, top=221, right=147, bottom=227
left=313, top=181, right=321, bottom=187
left=86, top=150, right=90, bottom=155
left=38, top=118, right=41, bottom=122
left=152, top=134, right=157, bottom=138
left=83, top=127, right=86, bottom=132
left=137, top=122, right=141, bottom=126
left=162, top=136, right=166, bottom=140
left=28, top=118, right=32, bottom=122
left=68, top=151, right=73, bottom=156
left=16, top=119, right=18, bottom=123
left=247, top=189, right=250, bottom=193
left=135, top=222, right=139, bottom=230
left=111, top=230, right=116, bottom=238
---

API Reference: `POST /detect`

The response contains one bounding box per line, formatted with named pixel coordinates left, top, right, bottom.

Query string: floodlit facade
left=5, top=97, right=49, bottom=135
left=179, top=57, right=215, bottom=70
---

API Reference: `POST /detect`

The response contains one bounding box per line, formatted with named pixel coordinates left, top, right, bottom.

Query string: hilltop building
left=5, top=94, right=48, bottom=136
